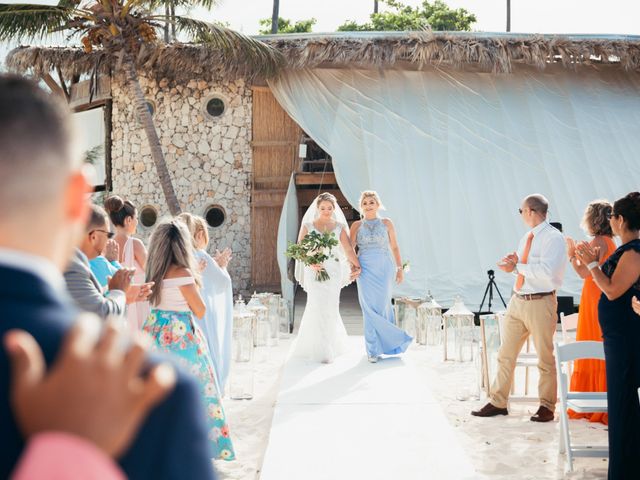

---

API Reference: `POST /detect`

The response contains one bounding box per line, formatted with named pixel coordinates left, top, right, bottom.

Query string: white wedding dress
left=292, top=218, right=352, bottom=363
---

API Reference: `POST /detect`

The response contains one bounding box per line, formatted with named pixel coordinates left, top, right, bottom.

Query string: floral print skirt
left=143, top=309, right=235, bottom=461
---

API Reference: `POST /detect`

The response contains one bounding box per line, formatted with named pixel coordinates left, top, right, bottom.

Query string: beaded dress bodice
left=356, top=218, right=389, bottom=252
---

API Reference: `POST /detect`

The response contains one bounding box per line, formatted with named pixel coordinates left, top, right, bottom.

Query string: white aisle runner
left=260, top=336, right=481, bottom=480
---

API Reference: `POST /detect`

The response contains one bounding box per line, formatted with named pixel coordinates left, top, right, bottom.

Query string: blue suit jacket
left=0, top=265, right=217, bottom=479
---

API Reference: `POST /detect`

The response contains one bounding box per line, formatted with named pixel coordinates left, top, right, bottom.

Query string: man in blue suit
left=0, top=75, right=217, bottom=478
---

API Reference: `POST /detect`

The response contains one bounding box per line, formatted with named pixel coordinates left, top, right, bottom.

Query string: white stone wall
left=110, top=75, right=252, bottom=292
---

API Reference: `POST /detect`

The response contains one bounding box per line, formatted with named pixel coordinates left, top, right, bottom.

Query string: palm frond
left=0, top=4, right=77, bottom=41
left=160, top=16, right=284, bottom=76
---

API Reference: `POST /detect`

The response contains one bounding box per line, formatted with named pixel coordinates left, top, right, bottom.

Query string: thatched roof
left=7, top=31, right=640, bottom=82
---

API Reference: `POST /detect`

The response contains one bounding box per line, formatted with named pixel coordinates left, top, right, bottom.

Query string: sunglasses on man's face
left=518, top=208, right=536, bottom=215
left=91, top=229, right=115, bottom=239
left=606, top=212, right=618, bottom=220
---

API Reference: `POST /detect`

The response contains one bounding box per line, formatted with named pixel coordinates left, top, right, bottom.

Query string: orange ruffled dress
left=568, top=236, right=616, bottom=424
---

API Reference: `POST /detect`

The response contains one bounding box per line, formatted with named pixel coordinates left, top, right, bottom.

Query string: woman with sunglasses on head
left=104, top=195, right=149, bottom=333
left=576, top=192, right=640, bottom=479
left=565, top=200, right=616, bottom=425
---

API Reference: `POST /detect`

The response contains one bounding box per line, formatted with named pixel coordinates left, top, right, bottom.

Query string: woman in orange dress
left=566, top=200, right=616, bottom=424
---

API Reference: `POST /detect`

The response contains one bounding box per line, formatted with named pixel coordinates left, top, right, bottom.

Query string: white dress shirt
left=514, top=221, right=566, bottom=294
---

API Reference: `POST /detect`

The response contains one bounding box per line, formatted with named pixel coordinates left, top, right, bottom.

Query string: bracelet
left=587, top=261, right=599, bottom=271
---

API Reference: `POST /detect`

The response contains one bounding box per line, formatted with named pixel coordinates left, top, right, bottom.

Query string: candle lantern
left=229, top=296, right=256, bottom=400
left=277, top=298, right=291, bottom=337
left=479, top=312, right=503, bottom=396
left=393, top=297, right=422, bottom=339
left=247, top=294, right=270, bottom=347
left=257, top=293, right=280, bottom=346
left=417, top=293, right=443, bottom=346
left=443, top=296, right=475, bottom=362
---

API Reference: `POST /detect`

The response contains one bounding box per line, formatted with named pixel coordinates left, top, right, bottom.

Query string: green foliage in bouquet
left=286, top=230, right=339, bottom=281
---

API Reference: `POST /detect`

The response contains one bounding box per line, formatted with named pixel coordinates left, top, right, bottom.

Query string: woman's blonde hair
left=581, top=200, right=613, bottom=237
left=359, top=190, right=385, bottom=214
left=316, top=192, right=337, bottom=209
left=177, top=212, right=209, bottom=248
left=145, top=218, right=201, bottom=306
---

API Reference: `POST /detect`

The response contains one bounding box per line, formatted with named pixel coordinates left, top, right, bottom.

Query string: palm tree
left=271, top=0, right=279, bottom=34
left=0, top=0, right=282, bottom=215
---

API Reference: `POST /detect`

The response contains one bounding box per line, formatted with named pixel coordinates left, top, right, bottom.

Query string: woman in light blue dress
left=178, top=213, right=233, bottom=394
left=351, top=191, right=412, bottom=362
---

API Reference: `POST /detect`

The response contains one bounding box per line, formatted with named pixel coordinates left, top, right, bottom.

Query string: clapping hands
left=575, top=241, right=600, bottom=265
left=632, top=296, right=640, bottom=317
left=214, top=248, right=232, bottom=269
left=498, top=252, right=518, bottom=273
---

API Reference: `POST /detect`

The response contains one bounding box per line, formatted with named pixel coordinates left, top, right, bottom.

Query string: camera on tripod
left=477, top=268, right=506, bottom=321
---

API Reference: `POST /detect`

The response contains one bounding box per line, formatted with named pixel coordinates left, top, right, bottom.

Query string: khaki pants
left=490, top=294, right=558, bottom=411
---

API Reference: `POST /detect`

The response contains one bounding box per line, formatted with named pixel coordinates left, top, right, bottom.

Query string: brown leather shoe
left=530, top=405, right=554, bottom=422
left=471, top=402, right=508, bottom=417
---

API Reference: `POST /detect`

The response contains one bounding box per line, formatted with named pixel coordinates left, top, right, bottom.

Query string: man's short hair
left=524, top=194, right=549, bottom=216
left=0, top=74, right=78, bottom=219
left=87, top=204, right=109, bottom=232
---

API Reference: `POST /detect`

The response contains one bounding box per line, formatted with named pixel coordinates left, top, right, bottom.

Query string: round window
left=140, top=205, right=158, bottom=228
left=205, top=205, right=226, bottom=228
left=205, top=97, right=225, bottom=118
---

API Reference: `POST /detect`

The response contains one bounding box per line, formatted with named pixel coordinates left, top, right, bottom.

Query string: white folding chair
left=555, top=340, right=608, bottom=472
left=560, top=312, right=579, bottom=344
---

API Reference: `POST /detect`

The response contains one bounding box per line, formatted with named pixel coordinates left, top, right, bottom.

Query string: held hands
left=310, top=264, right=323, bottom=272
left=575, top=241, right=600, bottom=265
left=104, top=239, right=120, bottom=263
left=3, top=314, right=176, bottom=459
left=497, top=252, right=518, bottom=273
left=350, top=264, right=362, bottom=281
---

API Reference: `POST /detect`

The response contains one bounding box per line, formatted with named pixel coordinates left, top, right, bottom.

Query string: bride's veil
left=295, top=195, right=354, bottom=291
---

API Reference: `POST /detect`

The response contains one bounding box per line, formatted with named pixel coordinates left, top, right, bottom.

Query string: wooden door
left=251, top=86, right=301, bottom=291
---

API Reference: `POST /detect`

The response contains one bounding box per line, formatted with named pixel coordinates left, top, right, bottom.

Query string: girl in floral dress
left=143, top=219, right=235, bottom=461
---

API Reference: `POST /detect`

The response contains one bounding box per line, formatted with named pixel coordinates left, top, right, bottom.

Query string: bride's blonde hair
left=316, top=192, right=337, bottom=208
left=359, top=190, right=385, bottom=214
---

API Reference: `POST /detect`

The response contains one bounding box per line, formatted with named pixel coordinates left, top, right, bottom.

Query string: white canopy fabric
left=277, top=174, right=299, bottom=305
left=270, top=67, right=640, bottom=308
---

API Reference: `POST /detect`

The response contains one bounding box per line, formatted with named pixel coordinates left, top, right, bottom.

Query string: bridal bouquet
left=286, top=231, right=339, bottom=282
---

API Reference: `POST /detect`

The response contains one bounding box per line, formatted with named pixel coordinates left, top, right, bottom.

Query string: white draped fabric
left=277, top=174, right=299, bottom=306
left=270, top=67, right=640, bottom=307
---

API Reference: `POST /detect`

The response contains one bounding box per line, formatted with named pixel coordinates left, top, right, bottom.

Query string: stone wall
left=110, top=74, right=252, bottom=292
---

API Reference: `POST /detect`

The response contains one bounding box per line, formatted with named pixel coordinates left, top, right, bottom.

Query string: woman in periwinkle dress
left=350, top=191, right=412, bottom=363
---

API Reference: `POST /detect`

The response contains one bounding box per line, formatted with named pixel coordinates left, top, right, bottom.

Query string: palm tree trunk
left=164, top=2, right=170, bottom=42
left=271, top=0, right=279, bottom=34
left=506, top=0, right=511, bottom=32
left=122, top=51, right=181, bottom=215
left=170, top=2, right=176, bottom=41
left=374, top=0, right=379, bottom=14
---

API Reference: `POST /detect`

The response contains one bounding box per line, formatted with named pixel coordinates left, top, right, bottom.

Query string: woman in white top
left=104, top=195, right=149, bottom=332
left=142, top=219, right=235, bottom=461
left=177, top=213, right=234, bottom=395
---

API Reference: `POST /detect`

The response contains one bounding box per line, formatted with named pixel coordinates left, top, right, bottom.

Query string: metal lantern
left=393, top=297, right=422, bottom=340
left=247, top=294, right=270, bottom=347
left=443, top=296, right=475, bottom=362
left=417, top=294, right=443, bottom=346
left=229, top=296, right=256, bottom=400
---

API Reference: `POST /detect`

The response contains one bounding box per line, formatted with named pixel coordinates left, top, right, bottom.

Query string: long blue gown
left=356, top=218, right=413, bottom=357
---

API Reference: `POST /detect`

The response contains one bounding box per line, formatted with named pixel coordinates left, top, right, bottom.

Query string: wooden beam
left=41, top=73, right=66, bottom=99
left=251, top=85, right=271, bottom=92
left=295, top=172, right=337, bottom=185
left=297, top=189, right=349, bottom=207
left=251, top=140, right=298, bottom=147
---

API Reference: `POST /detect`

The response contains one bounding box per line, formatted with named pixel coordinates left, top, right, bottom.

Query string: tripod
left=478, top=269, right=506, bottom=313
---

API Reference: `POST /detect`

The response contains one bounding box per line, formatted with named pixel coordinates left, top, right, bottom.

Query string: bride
left=292, top=193, right=361, bottom=363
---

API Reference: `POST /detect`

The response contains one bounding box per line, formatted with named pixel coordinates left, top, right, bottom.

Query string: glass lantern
left=393, top=297, right=422, bottom=340
left=257, top=293, right=280, bottom=346
left=479, top=312, right=502, bottom=396
left=229, top=296, right=256, bottom=400
left=417, top=294, right=443, bottom=346
left=278, top=298, right=291, bottom=337
left=247, top=294, right=270, bottom=348
left=443, top=296, right=475, bottom=362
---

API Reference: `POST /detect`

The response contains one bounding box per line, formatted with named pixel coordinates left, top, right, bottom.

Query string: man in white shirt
left=472, top=194, right=566, bottom=422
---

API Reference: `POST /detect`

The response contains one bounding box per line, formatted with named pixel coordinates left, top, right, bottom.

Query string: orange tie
left=515, top=232, right=534, bottom=292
